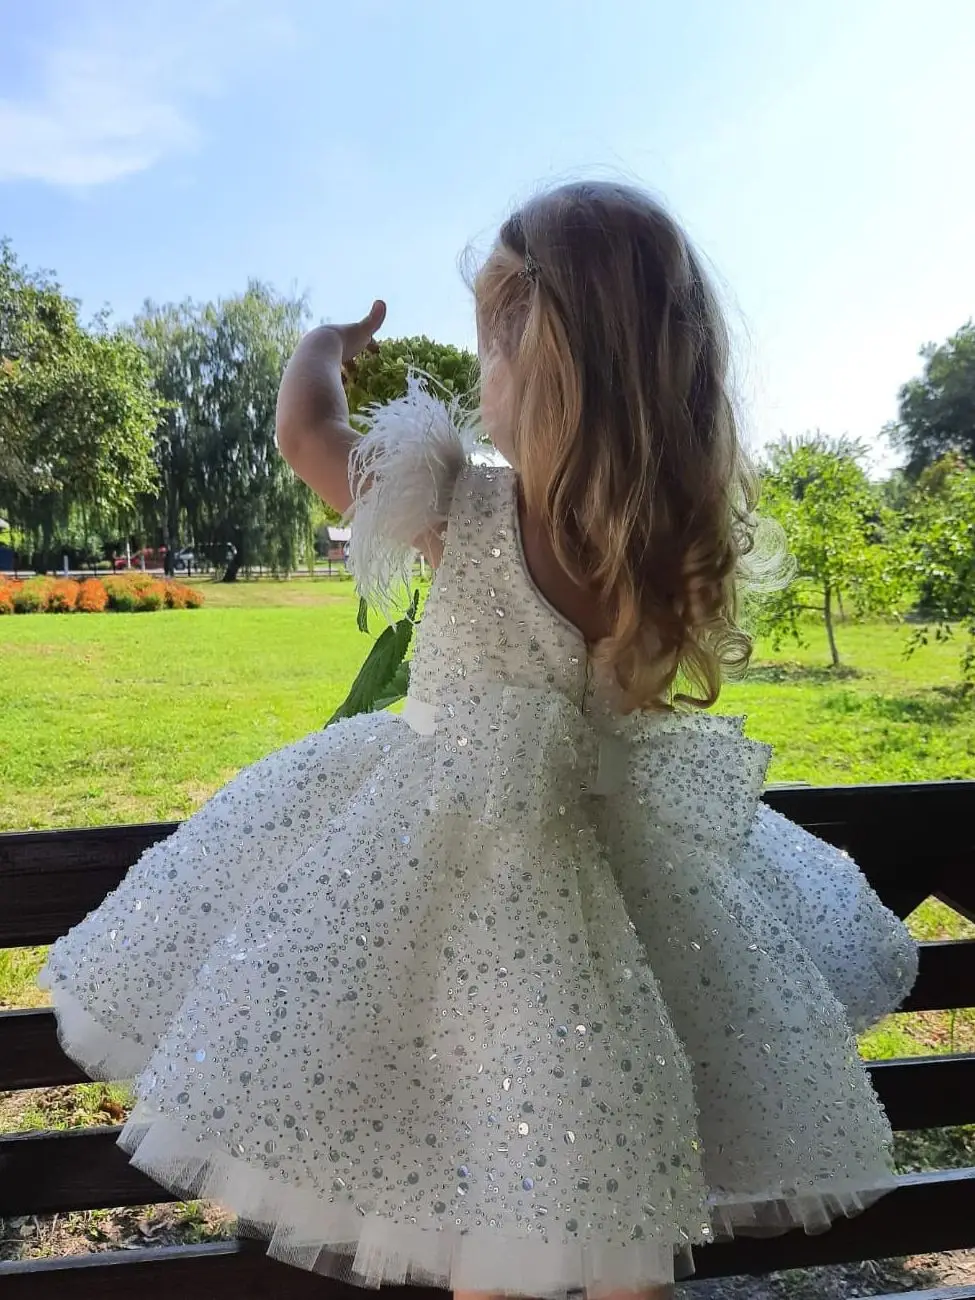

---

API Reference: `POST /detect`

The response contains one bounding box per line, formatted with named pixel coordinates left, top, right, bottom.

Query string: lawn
left=2, top=581, right=972, bottom=835
left=1, top=586, right=973, bottom=1138
left=0, top=577, right=363, bottom=831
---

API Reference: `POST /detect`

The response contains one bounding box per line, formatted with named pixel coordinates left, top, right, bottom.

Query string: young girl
left=42, top=182, right=917, bottom=1299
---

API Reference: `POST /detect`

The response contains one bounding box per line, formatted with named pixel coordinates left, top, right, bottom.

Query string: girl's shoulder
left=347, top=379, right=485, bottom=615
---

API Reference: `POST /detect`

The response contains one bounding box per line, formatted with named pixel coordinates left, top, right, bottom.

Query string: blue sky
left=2, top=0, right=973, bottom=471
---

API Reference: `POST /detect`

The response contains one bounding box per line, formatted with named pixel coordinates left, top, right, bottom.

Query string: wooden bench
left=1, top=780, right=974, bottom=1298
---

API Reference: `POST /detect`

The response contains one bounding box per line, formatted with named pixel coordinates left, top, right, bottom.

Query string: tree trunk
left=221, top=533, right=242, bottom=583
left=824, top=583, right=841, bottom=668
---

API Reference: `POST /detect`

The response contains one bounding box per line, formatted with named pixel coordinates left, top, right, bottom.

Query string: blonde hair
left=475, top=181, right=763, bottom=711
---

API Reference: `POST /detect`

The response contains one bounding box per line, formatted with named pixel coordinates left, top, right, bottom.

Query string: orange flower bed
left=76, top=579, right=109, bottom=612
left=12, top=577, right=52, bottom=613
left=47, top=578, right=79, bottom=612
left=0, top=573, right=203, bottom=613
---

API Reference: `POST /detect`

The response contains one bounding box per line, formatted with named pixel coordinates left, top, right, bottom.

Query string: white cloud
left=0, top=0, right=293, bottom=186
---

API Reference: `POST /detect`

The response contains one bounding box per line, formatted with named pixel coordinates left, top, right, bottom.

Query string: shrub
left=103, top=577, right=139, bottom=612
left=13, top=578, right=53, bottom=613
left=47, top=578, right=79, bottom=612
left=135, top=580, right=166, bottom=612
left=164, top=582, right=204, bottom=609
left=0, top=571, right=202, bottom=613
left=76, top=579, right=109, bottom=613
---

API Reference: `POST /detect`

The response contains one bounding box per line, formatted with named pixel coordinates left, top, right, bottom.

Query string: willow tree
left=134, top=284, right=314, bottom=580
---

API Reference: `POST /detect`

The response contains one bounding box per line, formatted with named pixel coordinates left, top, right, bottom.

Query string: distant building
left=326, top=526, right=351, bottom=563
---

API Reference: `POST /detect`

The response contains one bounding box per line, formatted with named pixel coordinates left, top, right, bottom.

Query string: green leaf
left=356, top=597, right=370, bottom=634
left=373, top=661, right=412, bottom=711
left=327, top=590, right=419, bottom=725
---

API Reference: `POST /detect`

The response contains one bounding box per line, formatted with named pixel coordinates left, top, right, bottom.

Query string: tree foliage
left=757, top=436, right=904, bottom=667
left=0, top=240, right=159, bottom=566
left=888, top=321, right=975, bottom=476
left=132, top=284, right=314, bottom=580
left=343, top=336, right=478, bottom=416
left=902, top=455, right=975, bottom=683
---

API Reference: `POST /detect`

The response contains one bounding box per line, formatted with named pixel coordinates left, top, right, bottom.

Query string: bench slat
left=1, top=1170, right=974, bottom=1294
left=0, top=1008, right=89, bottom=1090
left=871, top=1053, right=975, bottom=1130
left=0, top=1241, right=384, bottom=1300
left=901, top=939, right=975, bottom=1012
left=0, top=823, right=175, bottom=948
left=869, top=1291, right=975, bottom=1300
left=2, top=1009, right=974, bottom=1132
left=3, top=943, right=973, bottom=1094
left=3, top=1112, right=975, bottom=1220
left=0, top=1127, right=175, bottom=1218
left=698, top=1166, right=975, bottom=1276
left=2, top=781, right=972, bottom=946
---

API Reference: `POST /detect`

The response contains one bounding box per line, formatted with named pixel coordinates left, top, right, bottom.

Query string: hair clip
left=522, top=250, right=541, bottom=283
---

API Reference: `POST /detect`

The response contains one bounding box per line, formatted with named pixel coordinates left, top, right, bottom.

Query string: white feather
left=347, top=375, right=473, bottom=619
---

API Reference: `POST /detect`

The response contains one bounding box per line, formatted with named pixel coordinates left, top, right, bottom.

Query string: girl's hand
left=328, top=299, right=387, bottom=365
left=276, top=300, right=387, bottom=515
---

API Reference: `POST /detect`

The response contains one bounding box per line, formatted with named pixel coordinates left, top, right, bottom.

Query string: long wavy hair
left=474, top=181, right=771, bottom=711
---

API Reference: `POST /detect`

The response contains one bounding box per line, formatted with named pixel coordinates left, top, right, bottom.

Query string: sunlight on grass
left=2, top=608, right=971, bottom=834
left=1, top=601, right=972, bottom=1146
left=0, top=947, right=48, bottom=1008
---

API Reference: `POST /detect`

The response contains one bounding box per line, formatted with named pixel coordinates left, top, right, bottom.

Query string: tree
left=0, top=240, right=160, bottom=569
left=134, top=284, right=314, bottom=581
left=128, top=302, right=199, bottom=566
left=888, top=322, right=975, bottom=476
left=343, top=336, right=478, bottom=416
left=757, top=436, right=905, bottom=667
left=903, top=455, right=975, bottom=684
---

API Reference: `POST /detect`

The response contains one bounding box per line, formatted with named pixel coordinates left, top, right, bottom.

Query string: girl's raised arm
left=275, top=300, right=386, bottom=514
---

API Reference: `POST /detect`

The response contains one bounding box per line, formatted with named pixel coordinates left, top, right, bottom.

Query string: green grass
left=1, top=593, right=973, bottom=1092
left=0, top=580, right=364, bottom=830
left=2, top=592, right=972, bottom=835
left=724, top=620, right=974, bottom=785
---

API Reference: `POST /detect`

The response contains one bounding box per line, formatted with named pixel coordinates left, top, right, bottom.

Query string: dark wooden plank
left=900, top=939, right=975, bottom=1013
left=0, top=823, right=176, bottom=946
left=869, top=1291, right=975, bottom=1300
left=0, top=1008, right=88, bottom=1090
left=0, top=1127, right=176, bottom=1218
left=3, top=782, right=974, bottom=944
left=761, top=780, right=974, bottom=844
left=762, top=782, right=975, bottom=915
left=1, top=1172, right=975, bottom=1295
left=696, top=1167, right=975, bottom=1276
left=4, top=1078, right=975, bottom=1223
left=0, top=1240, right=441, bottom=1300
left=3, top=936, right=971, bottom=1094
left=938, top=857, right=975, bottom=923
left=870, top=1054, right=975, bottom=1131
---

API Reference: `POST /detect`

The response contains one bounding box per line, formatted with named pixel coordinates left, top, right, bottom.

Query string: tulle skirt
left=42, top=688, right=916, bottom=1296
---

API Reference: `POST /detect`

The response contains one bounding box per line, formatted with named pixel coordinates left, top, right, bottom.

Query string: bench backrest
left=1, top=780, right=974, bottom=1297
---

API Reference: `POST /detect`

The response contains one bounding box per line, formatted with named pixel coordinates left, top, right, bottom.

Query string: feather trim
left=347, top=375, right=472, bottom=619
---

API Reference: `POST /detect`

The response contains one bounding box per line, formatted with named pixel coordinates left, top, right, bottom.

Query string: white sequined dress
left=43, top=389, right=918, bottom=1297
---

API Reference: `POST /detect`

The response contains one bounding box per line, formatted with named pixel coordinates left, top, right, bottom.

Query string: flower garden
left=0, top=573, right=205, bottom=615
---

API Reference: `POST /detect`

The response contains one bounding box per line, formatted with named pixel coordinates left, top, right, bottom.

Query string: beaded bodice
left=409, top=465, right=593, bottom=711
